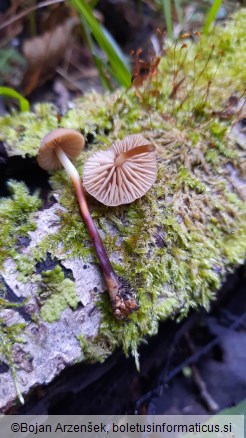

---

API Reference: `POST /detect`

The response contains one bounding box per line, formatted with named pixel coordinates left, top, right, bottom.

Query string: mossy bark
left=0, top=9, right=246, bottom=411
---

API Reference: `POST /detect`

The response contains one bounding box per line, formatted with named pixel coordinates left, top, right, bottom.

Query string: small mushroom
left=37, top=128, right=138, bottom=320
left=83, top=134, right=157, bottom=206
left=38, top=128, right=85, bottom=172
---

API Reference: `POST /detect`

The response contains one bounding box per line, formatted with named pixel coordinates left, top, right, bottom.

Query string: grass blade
left=82, top=16, right=113, bottom=90
left=70, top=0, right=131, bottom=87
left=203, top=0, right=223, bottom=34
left=0, top=87, right=30, bottom=112
left=93, top=54, right=113, bottom=90
left=174, top=0, right=183, bottom=25
left=161, top=0, right=173, bottom=39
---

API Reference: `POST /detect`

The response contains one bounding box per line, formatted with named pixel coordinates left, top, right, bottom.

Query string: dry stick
left=185, top=332, right=219, bottom=413
left=191, top=364, right=219, bottom=412
left=56, top=67, right=85, bottom=93
left=0, top=0, right=64, bottom=31
left=55, top=146, right=138, bottom=320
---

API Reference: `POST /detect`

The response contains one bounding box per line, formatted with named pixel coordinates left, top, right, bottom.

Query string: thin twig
left=56, top=67, right=85, bottom=93
left=166, top=310, right=246, bottom=382
left=0, top=0, right=64, bottom=31
left=163, top=312, right=199, bottom=383
left=191, top=364, right=219, bottom=412
left=185, top=332, right=219, bottom=412
left=135, top=310, right=246, bottom=411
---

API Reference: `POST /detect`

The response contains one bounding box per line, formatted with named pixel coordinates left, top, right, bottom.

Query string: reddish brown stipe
left=37, top=128, right=138, bottom=320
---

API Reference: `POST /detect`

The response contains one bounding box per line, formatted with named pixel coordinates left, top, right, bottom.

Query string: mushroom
left=37, top=128, right=138, bottom=320
left=83, top=134, right=157, bottom=206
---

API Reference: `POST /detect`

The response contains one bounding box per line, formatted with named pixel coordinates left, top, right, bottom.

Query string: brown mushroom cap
left=37, top=128, right=85, bottom=171
left=83, top=134, right=157, bottom=206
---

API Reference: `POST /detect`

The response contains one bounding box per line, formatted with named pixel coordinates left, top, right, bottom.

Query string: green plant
left=0, top=317, right=26, bottom=404
left=0, top=48, right=26, bottom=85
left=161, top=0, right=173, bottom=38
left=203, top=0, right=223, bottom=34
left=159, top=0, right=183, bottom=39
left=156, top=0, right=224, bottom=39
left=70, top=0, right=131, bottom=88
left=0, top=87, right=30, bottom=112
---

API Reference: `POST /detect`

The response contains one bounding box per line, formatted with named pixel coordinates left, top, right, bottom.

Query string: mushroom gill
left=83, top=134, right=157, bottom=206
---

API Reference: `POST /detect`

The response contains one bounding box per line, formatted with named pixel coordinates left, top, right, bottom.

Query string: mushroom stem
left=55, top=146, right=138, bottom=319
left=115, top=144, right=155, bottom=167
left=56, top=146, right=115, bottom=278
left=56, top=146, right=81, bottom=187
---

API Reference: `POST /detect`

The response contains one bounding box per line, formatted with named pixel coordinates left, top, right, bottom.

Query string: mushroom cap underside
left=38, top=128, right=85, bottom=170
left=83, top=134, right=157, bottom=206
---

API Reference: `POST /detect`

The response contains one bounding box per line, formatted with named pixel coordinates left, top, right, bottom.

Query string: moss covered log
left=0, top=9, right=245, bottom=410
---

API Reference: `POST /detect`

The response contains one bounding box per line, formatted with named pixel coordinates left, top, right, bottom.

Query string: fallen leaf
left=21, top=16, right=79, bottom=95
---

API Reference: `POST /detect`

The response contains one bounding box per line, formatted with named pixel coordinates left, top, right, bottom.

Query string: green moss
left=0, top=10, right=245, bottom=367
left=78, top=334, right=112, bottom=364
left=0, top=180, right=41, bottom=268
left=61, top=92, right=112, bottom=137
left=37, top=266, right=79, bottom=322
left=0, top=313, right=26, bottom=403
left=0, top=103, right=58, bottom=157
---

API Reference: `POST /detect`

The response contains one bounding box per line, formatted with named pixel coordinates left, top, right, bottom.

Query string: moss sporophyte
left=0, top=9, right=245, bottom=370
